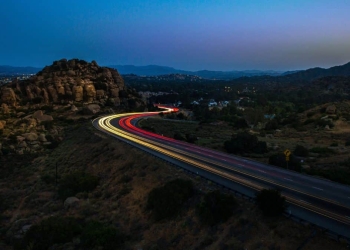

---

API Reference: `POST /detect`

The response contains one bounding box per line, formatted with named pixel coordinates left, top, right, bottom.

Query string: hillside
left=0, top=122, right=347, bottom=249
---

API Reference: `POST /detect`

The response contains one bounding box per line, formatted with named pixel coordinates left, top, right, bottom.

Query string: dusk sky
left=1, top=0, right=350, bottom=71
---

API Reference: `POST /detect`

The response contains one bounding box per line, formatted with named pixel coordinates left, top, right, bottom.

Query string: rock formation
left=0, top=59, right=141, bottom=107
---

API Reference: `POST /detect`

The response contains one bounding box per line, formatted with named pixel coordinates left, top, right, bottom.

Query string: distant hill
left=0, top=65, right=41, bottom=75
left=281, top=62, right=350, bottom=81
left=109, top=65, right=283, bottom=79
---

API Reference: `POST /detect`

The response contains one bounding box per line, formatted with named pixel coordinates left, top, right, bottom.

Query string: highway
left=93, top=106, right=350, bottom=240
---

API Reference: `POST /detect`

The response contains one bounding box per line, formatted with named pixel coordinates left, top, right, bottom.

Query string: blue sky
left=1, top=0, right=350, bottom=71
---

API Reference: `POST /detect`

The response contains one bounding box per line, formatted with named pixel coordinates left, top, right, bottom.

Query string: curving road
left=93, top=106, right=350, bottom=239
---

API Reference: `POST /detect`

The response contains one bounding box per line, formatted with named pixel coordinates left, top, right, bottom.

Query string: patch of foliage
left=309, top=147, right=335, bottom=156
left=255, top=189, right=286, bottom=217
left=16, top=216, right=82, bottom=250
left=265, top=119, right=278, bottom=130
left=196, top=190, right=237, bottom=226
left=316, top=119, right=334, bottom=128
left=293, top=145, right=309, bottom=157
left=174, top=132, right=185, bottom=141
left=16, top=217, right=124, bottom=250
left=80, top=221, right=125, bottom=250
left=147, top=179, right=194, bottom=221
left=233, top=118, right=249, bottom=129
left=224, top=132, right=268, bottom=154
left=58, top=171, right=99, bottom=199
left=185, top=133, right=198, bottom=143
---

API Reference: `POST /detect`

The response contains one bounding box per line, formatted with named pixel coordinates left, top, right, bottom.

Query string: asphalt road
left=93, top=107, right=350, bottom=239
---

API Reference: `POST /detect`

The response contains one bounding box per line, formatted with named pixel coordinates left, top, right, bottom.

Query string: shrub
left=294, top=145, right=309, bottom=157
left=345, top=140, right=350, bottom=146
left=185, top=133, right=198, bottom=143
left=265, top=119, right=278, bottom=130
left=224, top=132, right=268, bottom=154
left=196, top=190, right=237, bottom=226
left=80, top=221, right=124, bottom=250
left=174, top=132, right=185, bottom=141
left=330, top=142, right=338, bottom=147
left=268, top=153, right=301, bottom=172
left=306, top=111, right=315, bottom=118
left=147, top=179, right=194, bottom=221
left=309, top=147, right=335, bottom=155
left=316, top=119, right=334, bottom=128
left=234, top=118, right=248, bottom=129
left=18, top=217, right=82, bottom=250
left=58, top=172, right=99, bottom=199
left=255, top=189, right=286, bottom=216
left=303, top=118, right=315, bottom=125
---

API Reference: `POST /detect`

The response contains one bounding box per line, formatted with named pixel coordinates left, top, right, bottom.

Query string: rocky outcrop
left=0, top=59, right=129, bottom=106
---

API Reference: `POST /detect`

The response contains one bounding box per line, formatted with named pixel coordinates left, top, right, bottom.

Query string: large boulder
left=38, top=134, right=47, bottom=142
left=32, top=110, right=53, bottom=123
left=22, top=133, right=38, bottom=141
left=71, top=105, right=78, bottom=112
left=326, top=105, right=336, bottom=114
left=47, top=85, right=58, bottom=102
left=73, top=86, right=83, bottom=102
left=64, top=197, right=80, bottom=209
left=0, top=120, right=6, bottom=130
left=84, top=84, right=96, bottom=102
left=1, top=103, right=10, bottom=114
left=83, top=104, right=100, bottom=115
left=1, top=88, right=17, bottom=106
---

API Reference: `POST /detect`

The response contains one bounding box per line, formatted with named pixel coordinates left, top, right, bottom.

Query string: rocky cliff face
left=0, top=59, right=137, bottom=107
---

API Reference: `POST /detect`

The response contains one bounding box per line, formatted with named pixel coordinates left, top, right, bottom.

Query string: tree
left=196, top=190, right=237, bottom=225
left=147, top=179, right=194, bottom=221
left=255, top=189, right=286, bottom=216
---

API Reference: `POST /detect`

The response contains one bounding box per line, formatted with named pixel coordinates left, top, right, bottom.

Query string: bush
left=224, top=132, right=268, bottom=154
left=80, top=221, right=124, bottom=250
left=174, top=132, right=185, bottom=141
left=330, top=142, right=338, bottom=147
left=17, top=217, right=124, bottom=250
left=309, top=147, right=335, bottom=156
left=345, top=140, right=350, bottom=146
left=303, top=118, right=315, bottom=125
left=316, top=119, right=334, bottom=128
left=58, top=172, right=99, bottom=199
left=147, top=179, right=194, bottom=221
left=196, top=190, right=237, bottom=226
left=294, top=145, right=309, bottom=157
left=255, top=189, right=286, bottom=216
left=234, top=118, right=248, bottom=129
left=265, top=119, right=278, bottom=130
left=185, top=133, right=198, bottom=143
left=18, top=217, right=82, bottom=250
left=269, top=153, right=301, bottom=172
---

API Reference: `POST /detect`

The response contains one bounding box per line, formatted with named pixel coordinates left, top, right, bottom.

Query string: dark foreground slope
left=0, top=121, right=347, bottom=249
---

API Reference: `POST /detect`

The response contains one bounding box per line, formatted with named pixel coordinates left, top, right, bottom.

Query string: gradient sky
left=1, top=0, right=350, bottom=71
